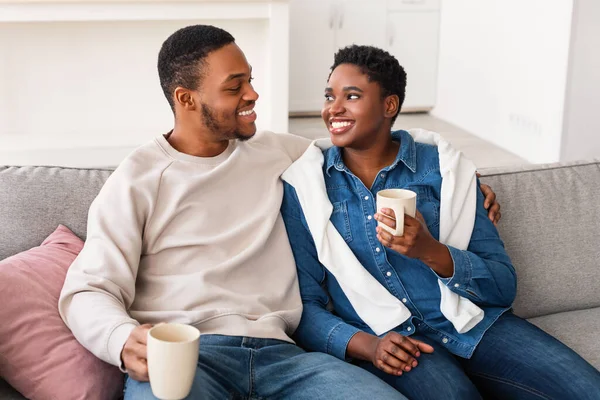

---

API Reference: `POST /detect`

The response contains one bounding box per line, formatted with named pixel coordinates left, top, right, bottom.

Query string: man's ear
left=384, top=95, right=400, bottom=119
left=174, top=87, right=196, bottom=111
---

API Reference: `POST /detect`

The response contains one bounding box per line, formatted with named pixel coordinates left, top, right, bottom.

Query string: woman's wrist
left=421, top=240, right=454, bottom=278
left=346, top=331, right=379, bottom=361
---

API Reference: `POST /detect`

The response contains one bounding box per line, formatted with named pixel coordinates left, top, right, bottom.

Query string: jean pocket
left=331, top=201, right=353, bottom=243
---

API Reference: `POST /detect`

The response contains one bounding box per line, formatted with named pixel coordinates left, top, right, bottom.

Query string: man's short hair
left=330, top=45, right=407, bottom=125
left=158, top=25, right=235, bottom=110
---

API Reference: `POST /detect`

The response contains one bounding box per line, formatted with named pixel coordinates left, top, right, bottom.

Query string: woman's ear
left=384, top=95, right=400, bottom=119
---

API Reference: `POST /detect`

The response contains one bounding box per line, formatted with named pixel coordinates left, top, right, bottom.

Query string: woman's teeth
left=331, top=121, right=352, bottom=129
left=238, top=110, right=254, bottom=116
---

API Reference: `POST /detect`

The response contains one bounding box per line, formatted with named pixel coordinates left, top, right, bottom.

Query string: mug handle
left=380, top=205, right=405, bottom=236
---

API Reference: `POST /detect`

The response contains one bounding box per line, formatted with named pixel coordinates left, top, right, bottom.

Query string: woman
left=281, top=45, right=600, bottom=399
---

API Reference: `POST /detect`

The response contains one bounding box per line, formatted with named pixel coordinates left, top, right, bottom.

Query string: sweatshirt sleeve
left=275, top=132, right=312, bottom=162
left=58, top=154, right=168, bottom=367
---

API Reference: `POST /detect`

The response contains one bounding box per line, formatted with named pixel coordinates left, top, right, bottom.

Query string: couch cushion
left=480, top=161, right=600, bottom=319
left=528, top=307, right=600, bottom=371
left=0, top=166, right=112, bottom=261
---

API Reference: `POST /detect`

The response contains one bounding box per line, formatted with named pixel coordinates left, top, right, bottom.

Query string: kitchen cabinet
left=289, top=0, right=440, bottom=114
left=386, top=10, right=440, bottom=111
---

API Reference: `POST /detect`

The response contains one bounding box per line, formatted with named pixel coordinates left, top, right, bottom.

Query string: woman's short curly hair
left=329, top=45, right=407, bottom=124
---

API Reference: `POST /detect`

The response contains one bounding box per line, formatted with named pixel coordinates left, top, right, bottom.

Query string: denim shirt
left=281, top=130, right=517, bottom=361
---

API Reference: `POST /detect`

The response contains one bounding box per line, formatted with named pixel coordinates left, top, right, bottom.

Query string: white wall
left=561, top=0, right=600, bottom=161
left=433, top=0, right=574, bottom=163
left=0, top=19, right=268, bottom=149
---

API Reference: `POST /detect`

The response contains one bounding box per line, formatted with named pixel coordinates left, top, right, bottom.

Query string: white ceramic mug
left=147, top=323, right=200, bottom=400
left=376, top=189, right=417, bottom=236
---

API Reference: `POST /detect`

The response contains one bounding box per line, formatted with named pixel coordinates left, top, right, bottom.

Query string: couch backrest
left=480, top=160, right=600, bottom=319
left=2, top=162, right=599, bottom=319
left=0, top=166, right=112, bottom=260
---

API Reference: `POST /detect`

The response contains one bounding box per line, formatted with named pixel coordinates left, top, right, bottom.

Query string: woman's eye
left=348, top=94, right=360, bottom=100
left=229, top=86, right=241, bottom=92
left=324, top=94, right=334, bottom=101
left=248, top=76, right=254, bottom=83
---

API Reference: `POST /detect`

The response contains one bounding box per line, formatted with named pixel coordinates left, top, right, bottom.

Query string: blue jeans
left=357, top=312, right=600, bottom=400
left=125, top=335, right=405, bottom=400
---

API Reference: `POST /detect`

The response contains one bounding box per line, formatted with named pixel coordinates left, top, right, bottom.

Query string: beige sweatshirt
left=58, top=131, right=310, bottom=367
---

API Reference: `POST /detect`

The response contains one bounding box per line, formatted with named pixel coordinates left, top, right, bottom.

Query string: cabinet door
left=335, top=0, right=387, bottom=49
left=387, top=11, right=440, bottom=110
left=289, top=0, right=337, bottom=113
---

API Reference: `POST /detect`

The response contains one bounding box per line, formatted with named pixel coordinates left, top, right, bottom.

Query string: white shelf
left=0, top=1, right=273, bottom=22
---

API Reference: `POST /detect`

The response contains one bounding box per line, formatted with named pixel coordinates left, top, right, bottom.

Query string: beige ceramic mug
left=376, top=189, right=417, bottom=236
left=147, top=323, right=200, bottom=400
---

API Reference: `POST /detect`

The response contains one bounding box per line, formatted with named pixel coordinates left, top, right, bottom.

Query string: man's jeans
left=125, top=335, right=406, bottom=400
left=357, top=312, right=600, bottom=400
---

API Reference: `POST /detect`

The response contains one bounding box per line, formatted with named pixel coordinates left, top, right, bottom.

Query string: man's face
left=190, top=43, right=259, bottom=141
left=321, top=64, right=391, bottom=149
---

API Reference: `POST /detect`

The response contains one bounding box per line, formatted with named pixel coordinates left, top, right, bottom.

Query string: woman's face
left=321, top=63, right=393, bottom=149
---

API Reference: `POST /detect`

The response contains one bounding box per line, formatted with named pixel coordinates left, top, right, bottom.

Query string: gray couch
left=1, top=160, right=599, bottom=399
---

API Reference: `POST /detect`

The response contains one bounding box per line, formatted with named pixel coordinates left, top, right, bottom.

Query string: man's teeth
left=238, top=110, right=254, bottom=116
left=331, top=121, right=353, bottom=129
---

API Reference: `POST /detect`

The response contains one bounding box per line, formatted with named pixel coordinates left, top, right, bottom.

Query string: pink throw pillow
left=0, top=225, right=123, bottom=400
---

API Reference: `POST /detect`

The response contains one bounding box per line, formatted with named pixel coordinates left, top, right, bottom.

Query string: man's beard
left=201, top=103, right=253, bottom=142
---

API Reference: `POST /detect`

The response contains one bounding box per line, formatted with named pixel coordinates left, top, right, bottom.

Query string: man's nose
left=244, top=85, right=259, bottom=102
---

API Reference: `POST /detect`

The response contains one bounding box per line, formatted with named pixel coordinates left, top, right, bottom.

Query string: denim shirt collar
left=324, top=130, right=417, bottom=176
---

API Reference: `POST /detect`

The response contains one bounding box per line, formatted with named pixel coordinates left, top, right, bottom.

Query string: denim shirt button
left=375, top=247, right=381, bottom=253
left=364, top=196, right=369, bottom=201
left=407, top=327, right=412, bottom=332
left=454, top=283, right=460, bottom=288
left=367, top=215, right=372, bottom=220
left=386, top=271, right=392, bottom=277
left=442, top=337, right=449, bottom=344
left=402, top=298, right=407, bottom=303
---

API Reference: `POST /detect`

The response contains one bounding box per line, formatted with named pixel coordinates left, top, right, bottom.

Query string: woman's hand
left=347, top=331, right=434, bottom=376
left=370, top=332, right=434, bottom=375
left=375, top=209, right=454, bottom=277
left=375, top=209, right=435, bottom=260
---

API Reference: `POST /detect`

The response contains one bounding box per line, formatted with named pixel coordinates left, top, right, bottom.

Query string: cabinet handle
left=329, top=4, right=335, bottom=29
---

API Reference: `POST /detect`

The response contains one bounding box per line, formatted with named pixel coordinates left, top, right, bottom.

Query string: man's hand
left=369, top=332, right=434, bottom=376
left=121, top=324, right=153, bottom=382
left=478, top=173, right=501, bottom=225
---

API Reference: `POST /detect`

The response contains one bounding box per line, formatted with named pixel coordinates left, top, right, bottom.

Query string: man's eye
left=248, top=76, right=254, bottom=83
left=348, top=94, right=360, bottom=100
left=324, top=94, right=334, bottom=101
left=229, top=86, right=241, bottom=92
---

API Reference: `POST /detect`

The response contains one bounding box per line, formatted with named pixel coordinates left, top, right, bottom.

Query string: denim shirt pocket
left=411, top=186, right=440, bottom=232
left=331, top=201, right=353, bottom=243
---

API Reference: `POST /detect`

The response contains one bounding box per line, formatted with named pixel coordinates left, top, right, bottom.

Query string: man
left=58, top=24, right=407, bottom=400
